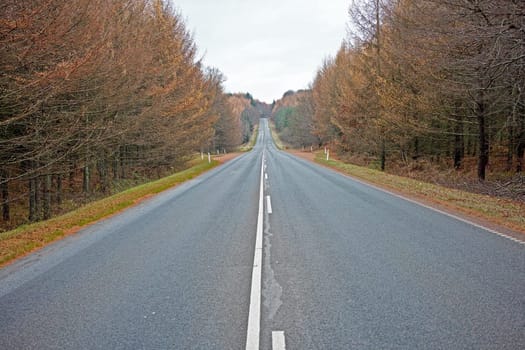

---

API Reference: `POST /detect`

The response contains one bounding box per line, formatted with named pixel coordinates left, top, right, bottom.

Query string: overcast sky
left=172, top=0, right=350, bottom=103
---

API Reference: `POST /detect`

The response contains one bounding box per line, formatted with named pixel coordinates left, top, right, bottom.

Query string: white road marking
left=246, top=153, right=265, bottom=350
left=266, top=196, right=273, bottom=214
left=265, top=173, right=268, bottom=180
left=272, top=331, right=286, bottom=350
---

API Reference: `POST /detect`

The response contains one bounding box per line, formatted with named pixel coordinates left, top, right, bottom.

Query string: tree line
left=272, top=90, right=317, bottom=148
left=227, top=93, right=271, bottom=144
left=0, top=0, right=248, bottom=228
left=274, top=0, right=524, bottom=181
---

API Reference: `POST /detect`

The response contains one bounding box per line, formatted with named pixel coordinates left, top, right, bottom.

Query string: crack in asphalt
left=262, top=167, right=282, bottom=321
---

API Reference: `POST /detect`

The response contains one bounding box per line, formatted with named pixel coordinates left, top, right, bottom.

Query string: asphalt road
left=1, top=119, right=524, bottom=349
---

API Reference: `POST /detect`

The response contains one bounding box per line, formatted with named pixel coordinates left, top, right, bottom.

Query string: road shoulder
left=0, top=154, right=243, bottom=268
left=288, top=150, right=525, bottom=243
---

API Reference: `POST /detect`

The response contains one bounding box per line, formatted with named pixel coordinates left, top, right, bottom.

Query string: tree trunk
left=43, top=174, right=51, bottom=220
left=56, top=174, right=62, bottom=206
left=517, top=103, right=525, bottom=173
left=29, top=177, right=37, bottom=222
left=0, top=170, right=9, bottom=221
left=517, top=143, right=525, bottom=173
left=113, top=151, right=120, bottom=180
left=83, top=164, right=90, bottom=194
left=517, top=116, right=525, bottom=172
left=120, top=146, right=126, bottom=179
left=505, top=120, right=514, bottom=171
left=35, top=175, right=41, bottom=220
left=98, top=158, right=109, bottom=194
left=380, top=138, right=386, bottom=171
left=454, top=116, right=464, bottom=170
left=69, top=161, right=76, bottom=190
left=477, top=99, right=489, bottom=181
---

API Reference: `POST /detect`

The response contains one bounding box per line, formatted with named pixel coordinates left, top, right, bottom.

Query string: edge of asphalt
left=284, top=150, right=525, bottom=245
left=0, top=152, right=248, bottom=294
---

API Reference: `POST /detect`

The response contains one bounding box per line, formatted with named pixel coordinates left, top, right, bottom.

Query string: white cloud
left=172, top=0, right=349, bottom=102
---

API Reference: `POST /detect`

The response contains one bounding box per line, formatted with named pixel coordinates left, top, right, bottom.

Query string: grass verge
left=315, top=153, right=525, bottom=235
left=0, top=159, right=220, bottom=267
left=268, top=120, right=287, bottom=150
left=239, top=124, right=259, bottom=152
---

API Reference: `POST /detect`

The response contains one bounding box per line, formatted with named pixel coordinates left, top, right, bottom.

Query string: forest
left=0, top=0, right=260, bottom=230
left=2, top=0, right=523, bottom=231
left=272, top=0, right=524, bottom=199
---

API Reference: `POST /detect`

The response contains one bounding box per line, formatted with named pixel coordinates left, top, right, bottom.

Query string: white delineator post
left=208, top=152, right=211, bottom=163
left=327, top=149, right=330, bottom=161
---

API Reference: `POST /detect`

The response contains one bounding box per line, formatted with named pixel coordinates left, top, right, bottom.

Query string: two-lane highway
left=1, top=119, right=524, bottom=349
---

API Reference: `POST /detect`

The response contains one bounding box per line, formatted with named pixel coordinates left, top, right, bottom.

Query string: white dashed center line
left=272, top=331, right=286, bottom=350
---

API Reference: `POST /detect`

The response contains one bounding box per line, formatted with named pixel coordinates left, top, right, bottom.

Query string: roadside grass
left=315, top=153, right=525, bottom=234
left=239, top=124, right=259, bottom=152
left=268, top=120, right=287, bottom=150
left=0, top=159, right=220, bottom=267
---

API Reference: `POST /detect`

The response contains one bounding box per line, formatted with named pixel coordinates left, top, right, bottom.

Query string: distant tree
left=206, top=68, right=242, bottom=151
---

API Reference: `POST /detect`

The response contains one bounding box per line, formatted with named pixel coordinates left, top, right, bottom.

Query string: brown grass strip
left=0, top=159, right=224, bottom=268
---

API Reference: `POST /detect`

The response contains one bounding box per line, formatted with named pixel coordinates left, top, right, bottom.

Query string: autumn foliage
left=271, top=90, right=317, bottom=148
left=308, top=0, right=524, bottom=181
left=0, top=0, right=244, bottom=227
